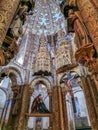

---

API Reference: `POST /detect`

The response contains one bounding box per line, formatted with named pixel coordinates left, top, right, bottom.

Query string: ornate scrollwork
left=0, top=0, right=21, bottom=45
left=92, top=0, right=98, bottom=8
left=75, top=43, right=98, bottom=73
left=0, top=67, right=8, bottom=82
left=0, top=36, right=19, bottom=66
left=67, top=0, right=77, bottom=6
left=77, top=0, right=98, bottom=53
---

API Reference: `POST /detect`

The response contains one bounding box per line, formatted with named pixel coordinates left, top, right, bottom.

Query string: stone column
left=48, top=90, right=53, bottom=130
left=61, top=85, right=68, bottom=130
left=25, top=87, right=33, bottom=130
left=92, top=74, right=98, bottom=90
left=58, top=86, right=65, bottom=130
left=6, top=85, right=21, bottom=130
left=17, top=84, right=29, bottom=130
left=86, top=75, right=98, bottom=118
left=25, top=116, right=29, bottom=130
left=0, top=0, right=20, bottom=45
left=48, top=90, right=52, bottom=112
left=80, top=77, right=98, bottom=130
left=77, top=0, right=98, bottom=53
left=52, top=86, right=60, bottom=130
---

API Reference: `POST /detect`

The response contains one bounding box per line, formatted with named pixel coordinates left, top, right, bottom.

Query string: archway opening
left=60, top=71, right=91, bottom=130
left=28, top=82, right=50, bottom=130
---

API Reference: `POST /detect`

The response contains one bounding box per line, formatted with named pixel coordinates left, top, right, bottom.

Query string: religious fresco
left=29, top=84, right=49, bottom=114
left=72, top=83, right=90, bottom=128
left=13, top=0, right=68, bottom=69
left=28, top=117, right=49, bottom=130
left=61, top=72, right=91, bottom=129
left=23, top=0, right=66, bottom=35
left=28, top=83, right=49, bottom=130
left=74, top=90, right=90, bottom=128
left=31, top=94, right=49, bottom=113
left=0, top=0, right=98, bottom=130
left=66, top=93, right=75, bottom=130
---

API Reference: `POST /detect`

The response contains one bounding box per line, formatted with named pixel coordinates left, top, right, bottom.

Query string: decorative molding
left=75, top=43, right=98, bottom=73
left=0, top=36, right=19, bottom=66
left=30, top=76, right=52, bottom=90
left=0, top=0, right=20, bottom=45
left=92, top=0, right=98, bottom=8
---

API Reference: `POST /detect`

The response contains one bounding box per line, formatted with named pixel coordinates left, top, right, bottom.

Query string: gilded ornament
left=0, top=49, right=5, bottom=66
left=92, top=0, right=98, bottom=8
left=0, top=36, right=19, bottom=66
left=77, top=0, right=98, bottom=52
left=0, top=0, right=21, bottom=45
left=68, top=0, right=77, bottom=6
left=75, top=43, right=98, bottom=73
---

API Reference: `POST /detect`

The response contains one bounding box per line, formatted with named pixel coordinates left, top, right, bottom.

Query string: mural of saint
left=74, top=97, right=81, bottom=118
left=31, top=94, right=49, bottom=113
left=35, top=118, right=42, bottom=130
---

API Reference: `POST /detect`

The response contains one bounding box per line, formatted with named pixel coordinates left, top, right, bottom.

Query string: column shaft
left=81, top=77, right=98, bottom=130
left=52, top=87, right=60, bottom=130
left=61, top=88, right=68, bottom=130
left=48, top=91, right=53, bottom=130
left=58, top=87, right=65, bottom=130
left=17, top=85, right=29, bottom=130
left=86, top=76, right=98, bottom=117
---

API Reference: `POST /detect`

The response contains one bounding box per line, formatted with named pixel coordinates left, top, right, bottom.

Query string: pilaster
left=86, top=75, right=98, bottom=117
left=81, top=77, right=98, bottom=130
left=17, top=84, right=29, bottom=130
left=61, top=86, right=68, bottom=130
left=52, top=86, right=60, bottom=130
left=48, top=90, right=53, bottom=130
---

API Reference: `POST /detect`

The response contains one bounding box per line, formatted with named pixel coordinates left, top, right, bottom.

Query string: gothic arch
left=30, top=76, right=52, bottom=90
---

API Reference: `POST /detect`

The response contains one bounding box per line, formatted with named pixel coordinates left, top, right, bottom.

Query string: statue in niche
left=31, top=94, right=49, bottom=113
left=68, top=9, right=91, bottom=48
left=9, top=4, right=28, bottom=39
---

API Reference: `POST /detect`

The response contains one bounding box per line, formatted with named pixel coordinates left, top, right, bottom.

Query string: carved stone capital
left=0, top=36, right=19, bottom=66
left=75, top=43, right=98, bottom=73
left=0, top=67, right=8, bottom=81
left=28, top=87, right=33, bottom=96
left=61, top=87, right=67, bottom=95
left=48, top=90, right=52, bottom=97
left=92, top=0, right=98, bottom=8
left=0, top=0, right=21, bottom=44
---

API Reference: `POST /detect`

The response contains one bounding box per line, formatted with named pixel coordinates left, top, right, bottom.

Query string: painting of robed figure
left=31, top=94, right=49, bottom=113
left=28, top=84, right=50, bottom=130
